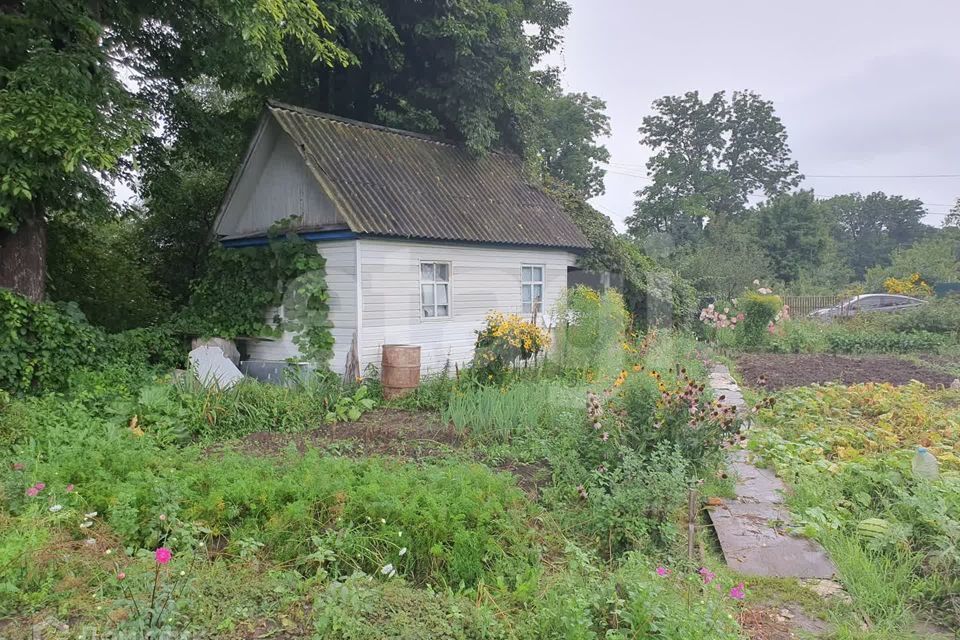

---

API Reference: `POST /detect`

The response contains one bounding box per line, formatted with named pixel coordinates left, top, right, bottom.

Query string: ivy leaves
left=178, top=234, right=334, bottom=367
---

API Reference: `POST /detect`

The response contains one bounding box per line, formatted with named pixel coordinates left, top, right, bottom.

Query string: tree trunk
left=0, top=214, right=47, bottom=302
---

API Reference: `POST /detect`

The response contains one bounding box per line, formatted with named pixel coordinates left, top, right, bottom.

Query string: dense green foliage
left=0, top=290, right=101, bottom=394
left=554, top=287, right=631, bottom=375
left=47, top=213, right=170, bottom=330
left=627, top=90, right=955, bottom=299
left=736, top=292, right=783, bottom=347
left=0, top=295, right=754, bottom=637
left=179, top=232, right=333, bottom=364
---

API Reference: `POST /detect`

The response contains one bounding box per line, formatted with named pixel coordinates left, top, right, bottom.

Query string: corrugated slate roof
left=265, top=101, right=591, bottom=250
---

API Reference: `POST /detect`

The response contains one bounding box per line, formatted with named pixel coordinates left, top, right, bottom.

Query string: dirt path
left=736, top=353, right=956, bottom=390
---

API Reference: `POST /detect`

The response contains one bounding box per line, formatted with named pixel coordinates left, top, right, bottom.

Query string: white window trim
left=419, top=260, right=452, bottom=320
left=521, top=264, right=545, bottom=316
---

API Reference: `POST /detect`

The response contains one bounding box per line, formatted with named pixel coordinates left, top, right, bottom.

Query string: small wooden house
left=214, top=101, right=591, bottom=376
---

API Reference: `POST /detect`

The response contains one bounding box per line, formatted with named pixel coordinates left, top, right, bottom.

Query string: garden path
left=706, top=365, right=836, bottom=578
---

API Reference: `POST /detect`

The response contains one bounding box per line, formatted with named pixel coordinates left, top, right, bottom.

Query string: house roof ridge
left=267, top=99, right=466, bottom=149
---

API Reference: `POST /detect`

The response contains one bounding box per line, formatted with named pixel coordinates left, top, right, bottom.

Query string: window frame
left=521, top=264, right=545, bottom=316
left=419, top=260, right=452, bottom=320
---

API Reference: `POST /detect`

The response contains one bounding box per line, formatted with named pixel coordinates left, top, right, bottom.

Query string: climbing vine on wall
left=178, top=227, right=334, bottom=367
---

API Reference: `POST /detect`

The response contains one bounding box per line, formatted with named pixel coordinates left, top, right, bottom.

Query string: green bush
left=0, top=290, right=103, bottom=394
left=826, top=330, right=946, bottom=354
left=855, top=299, right=960, bottom=338
left=102, top=326, right=186, bottom=370
left=555, top=286, right=629, bottom=377
left=587, top=445, right=689, bottom=554
left=735, top=291, right=782, bottom=347
left=516, top=549, right=741, bottom=639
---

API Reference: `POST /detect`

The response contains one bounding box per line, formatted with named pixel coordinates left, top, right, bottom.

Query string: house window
left=522, top=265, right=544, bottom=314
left=421, top=262, right=450, bottom=318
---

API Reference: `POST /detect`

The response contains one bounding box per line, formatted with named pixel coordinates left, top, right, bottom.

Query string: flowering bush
left=472, top=311, right=551, bottom=381
left=699, top=303, right=743, bottom=331
left=883, top=272, right=933, bottom=297
left=621, top=367, right=742, bottom=472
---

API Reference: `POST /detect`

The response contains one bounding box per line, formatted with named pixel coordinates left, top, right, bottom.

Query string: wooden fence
left=781, top=295, right=846, bottom=318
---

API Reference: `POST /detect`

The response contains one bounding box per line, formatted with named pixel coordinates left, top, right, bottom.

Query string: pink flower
left=154, top=547, right=172, bottom=565
left=117, top=572, right=126, bottom=581
left=728, top=582, right=746, bottom=600
left=12, top=462, right=24, bottom=471
left=698, top=567, right=716, bottom=584
left=25, top=486, right=39, bottom=497
left=65, top=484, right=74, bottom=493
left=656, top=566, right=670, bottom=576
left=576, top=484, right=588, bottom=500
left=600, top=432, right=609, bottom=442
left=33, top=482, right=45, bottom=491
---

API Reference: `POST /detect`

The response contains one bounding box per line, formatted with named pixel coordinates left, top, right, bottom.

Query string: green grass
left=824, top=532, right=921, bottom=632
left=0, top=324, right=768, bottom=638
left=442, top=379, right=587, bottom=444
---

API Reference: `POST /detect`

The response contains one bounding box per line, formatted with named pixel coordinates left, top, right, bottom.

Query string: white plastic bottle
left=912, top=447, right=939, bottom=480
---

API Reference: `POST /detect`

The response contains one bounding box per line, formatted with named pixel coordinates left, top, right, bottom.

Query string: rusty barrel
left=381, top=344, right=421, bottom=399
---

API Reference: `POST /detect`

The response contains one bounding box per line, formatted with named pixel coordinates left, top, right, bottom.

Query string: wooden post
left=687, top=486, right=698, bottom=561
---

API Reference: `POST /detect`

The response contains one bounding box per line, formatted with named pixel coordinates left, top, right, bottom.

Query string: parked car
left=810, top=294, right=926, bottom=320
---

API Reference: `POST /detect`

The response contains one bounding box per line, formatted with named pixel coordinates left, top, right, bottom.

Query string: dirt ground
left=735, top=353, right=958, bottom=390
left=211, top=408, right=550, bottom=498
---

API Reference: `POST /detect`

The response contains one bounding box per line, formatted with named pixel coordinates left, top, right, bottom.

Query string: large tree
left=0, top=0, right=362, bottom=300
left=751, top=191, right=831, bottom=284
left=627, top=90, right=801, bottom=245
left=822, top=192, right=929, bottom=278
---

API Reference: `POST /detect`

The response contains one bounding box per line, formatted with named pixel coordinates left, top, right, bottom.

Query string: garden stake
left=687, top=486, right=698, bottom=561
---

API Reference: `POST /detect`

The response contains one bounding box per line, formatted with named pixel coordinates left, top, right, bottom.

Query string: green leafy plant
left=554, top=286, right=630, bottom=378
left=324, top=385, right=376, bottom=423
left=177, top=228, right=334, bottom=366
left=736, top=290, right=782, bottom=347
left=0, top=290, right=102, bottom=394
left=826, top=329, right=946, bottom=354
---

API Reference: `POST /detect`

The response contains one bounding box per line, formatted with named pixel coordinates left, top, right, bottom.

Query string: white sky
left=546, top=0, right=960, bottom=229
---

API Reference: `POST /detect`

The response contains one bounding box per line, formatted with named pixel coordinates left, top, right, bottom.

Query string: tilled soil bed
left=735, top=353, right=957, bottom=390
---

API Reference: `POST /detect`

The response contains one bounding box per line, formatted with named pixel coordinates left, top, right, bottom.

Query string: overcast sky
left=545, top=0, right=960, bottom=230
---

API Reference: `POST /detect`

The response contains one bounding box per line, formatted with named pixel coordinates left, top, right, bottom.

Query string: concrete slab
left=707, top=365, right=836, bottom=579
left=190, top=346, right=244, bottom=390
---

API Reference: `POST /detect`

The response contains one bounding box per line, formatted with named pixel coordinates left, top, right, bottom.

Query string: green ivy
left=0, top=291, right=102, bottom=394
left=177, top=229, right=334, bottom=366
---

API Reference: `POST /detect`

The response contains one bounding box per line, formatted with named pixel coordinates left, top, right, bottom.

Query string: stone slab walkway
left=706, top=365, right=836, bottom=579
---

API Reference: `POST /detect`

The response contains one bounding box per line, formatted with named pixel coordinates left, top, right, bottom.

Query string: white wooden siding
left=217, top=121, right=342, bottom=238
left=243, top=240, right=358, bottom=374
left=358, top=239, right=578, bottom=374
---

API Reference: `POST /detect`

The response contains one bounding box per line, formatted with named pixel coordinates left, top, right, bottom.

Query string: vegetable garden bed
left=735, top=353, right=956, bottom=390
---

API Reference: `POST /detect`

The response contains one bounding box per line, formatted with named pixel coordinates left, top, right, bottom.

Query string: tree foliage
left=627, top=90, right=800, bottom=244
left=524, top=70, right=610, bottom=197
left=823, top=192, right=929, bottom=279
left=675, top=227, right=773, bottom=300
left=751, top=191, right=830, bottom=284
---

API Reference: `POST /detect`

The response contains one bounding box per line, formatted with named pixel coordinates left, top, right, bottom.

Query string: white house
left=213, top=101, right=591, bottom=377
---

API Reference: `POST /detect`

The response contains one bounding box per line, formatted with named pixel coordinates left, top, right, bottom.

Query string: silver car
left=810, top=294, right=926, bottom=320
